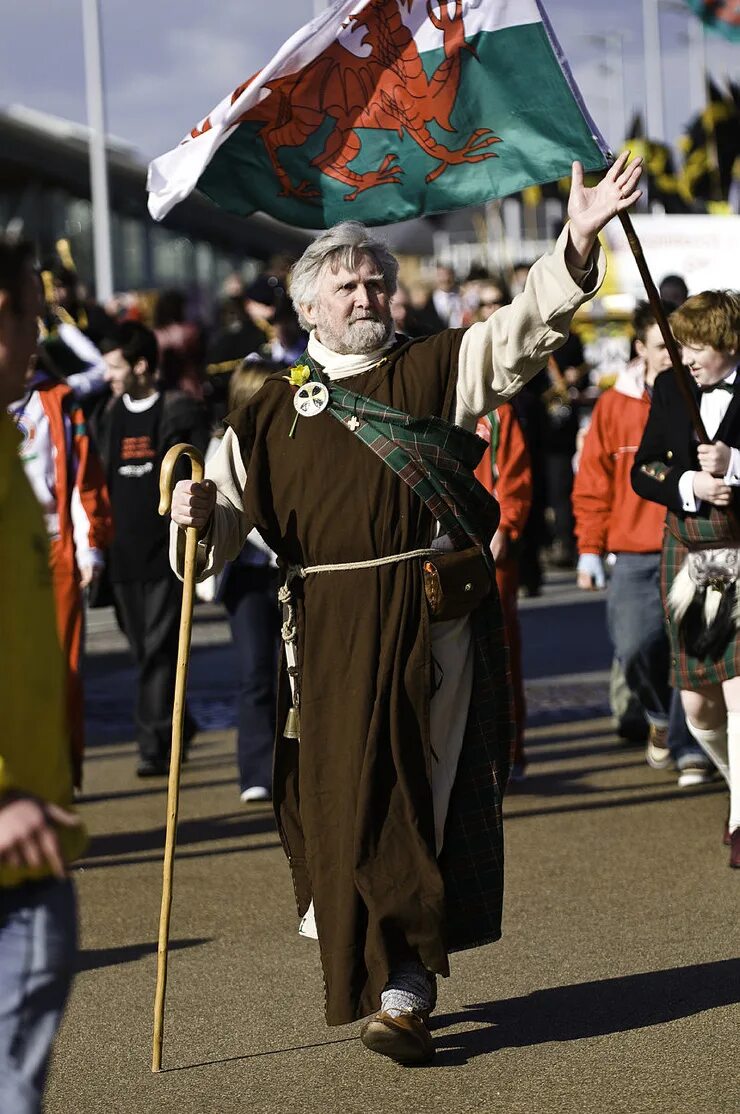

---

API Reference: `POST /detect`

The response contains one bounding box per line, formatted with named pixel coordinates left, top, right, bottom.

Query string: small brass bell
left=284, top=707, right=301, bottom=739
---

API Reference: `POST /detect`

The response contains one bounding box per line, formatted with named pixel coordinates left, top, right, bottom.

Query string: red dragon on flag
left=148, top=0, right=610, bottom=228
left=196, top=0, right=499, bottom=202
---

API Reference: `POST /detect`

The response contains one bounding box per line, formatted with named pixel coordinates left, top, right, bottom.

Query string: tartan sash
left=666, top=507, right=740, bottom=549
left=299, top=351, right=500, bottom=555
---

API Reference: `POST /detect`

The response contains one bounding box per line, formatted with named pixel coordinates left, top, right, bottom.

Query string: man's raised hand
left=170, top=479, right=216, bottom=531
left=566, top=151, right=643, bottom=268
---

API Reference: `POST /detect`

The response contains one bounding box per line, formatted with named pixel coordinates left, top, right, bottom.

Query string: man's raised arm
left=455, top=153, right=642, bottom=427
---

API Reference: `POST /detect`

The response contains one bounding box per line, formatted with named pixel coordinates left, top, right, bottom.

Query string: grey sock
left=381, top=960, right=435, bottom=1017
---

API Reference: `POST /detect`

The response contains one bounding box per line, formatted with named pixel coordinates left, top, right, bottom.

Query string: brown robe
left=226, top=330, right=511, bottom=1025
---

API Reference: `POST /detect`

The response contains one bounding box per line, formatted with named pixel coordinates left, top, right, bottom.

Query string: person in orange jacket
left=9, top=350, right=113, bottom=788
left=475, top=403, right=532, bottom=778
left=572, top=301, right=711, bottom=788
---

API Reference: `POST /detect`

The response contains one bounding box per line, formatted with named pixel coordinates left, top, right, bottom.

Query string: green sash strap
left=299, top=350, right=499, bottom=556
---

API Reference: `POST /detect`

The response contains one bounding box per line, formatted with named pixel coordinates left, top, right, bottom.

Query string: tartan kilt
left=660, top=528, right=740, bottom=688
left=439, top=585, right=513, bottom=952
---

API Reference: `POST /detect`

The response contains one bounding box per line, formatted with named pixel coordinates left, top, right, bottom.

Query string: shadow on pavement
left=432, top=957, right=740, bottom=1064
left=79, top=776, right=239, bottom=805
left=75, top=840, right=282, bottom=872
left=506, top=762, right=655, bottom=796
left=524, top=742, right=641, bottom=764
left=82, top=811, right=276, bottom=860
left=157, top=1034, right=359, bottom=1074
left=504, top=781, right=725, bottom=820
left=77, top=937, right=209, bottom=972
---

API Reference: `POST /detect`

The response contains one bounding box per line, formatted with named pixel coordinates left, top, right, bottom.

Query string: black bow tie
left=702, top=380, right=735, bottom=394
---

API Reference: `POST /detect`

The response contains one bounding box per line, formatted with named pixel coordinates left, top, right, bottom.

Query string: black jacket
left=631, top=369, right=740, bottom=517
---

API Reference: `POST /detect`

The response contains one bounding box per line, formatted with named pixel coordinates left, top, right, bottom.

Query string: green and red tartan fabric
left=663, top=509, right=740, bottom=686
left=301, top=352, right=501, bottom=557
left=661, top=529, right=740, bottom=688
left=665, top=507, right=740, bottom=549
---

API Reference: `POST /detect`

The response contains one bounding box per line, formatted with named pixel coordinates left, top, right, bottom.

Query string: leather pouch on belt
left=423, top=546, right=493, bottom=622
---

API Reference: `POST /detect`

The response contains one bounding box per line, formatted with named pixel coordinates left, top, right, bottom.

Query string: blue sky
left=1, top=1, right=736, bottom=164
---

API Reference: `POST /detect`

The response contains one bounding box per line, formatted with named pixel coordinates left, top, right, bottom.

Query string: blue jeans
left=0, top=878, right=77, bottom=1114
left=607, top=553, right=700, bottom=759
left=223, top=566, right=280, bottom=792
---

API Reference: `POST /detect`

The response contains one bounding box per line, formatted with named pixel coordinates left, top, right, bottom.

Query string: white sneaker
left=677, top=763, right=714, bottom=789
left=240, top=786, right=271, bottom=802
left=646, top=724, right=672, bottom=770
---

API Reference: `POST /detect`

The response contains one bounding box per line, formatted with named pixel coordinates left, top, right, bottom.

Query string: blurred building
left=0, top=106, right=310, bottom=297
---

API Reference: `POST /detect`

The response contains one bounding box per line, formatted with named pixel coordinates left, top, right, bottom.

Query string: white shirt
left=678, top=369, right=740, bottom=511
left=432, top=288, right=464, bottom=329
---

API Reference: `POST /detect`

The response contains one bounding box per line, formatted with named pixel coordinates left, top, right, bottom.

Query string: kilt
left=660, top=527, right=740, bottom=689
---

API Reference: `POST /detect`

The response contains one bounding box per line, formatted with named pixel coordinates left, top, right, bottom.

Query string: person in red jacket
left=475, top=403, right=532, bottom=778
left=572, top=301, right=711, bottom=787
left=9, top=352, right=113, bottom=788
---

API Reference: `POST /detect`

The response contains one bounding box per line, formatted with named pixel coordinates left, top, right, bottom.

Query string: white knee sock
left=685, top=718, right=729, bottom=786
left=725, top=712, right=740, bottom=834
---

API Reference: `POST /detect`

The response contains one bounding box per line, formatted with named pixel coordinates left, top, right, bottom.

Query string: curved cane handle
left=158, top=443, right=205, bottom=517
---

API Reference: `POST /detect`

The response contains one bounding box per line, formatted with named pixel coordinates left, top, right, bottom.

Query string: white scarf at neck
left=307, top=330, right=395, bottom=380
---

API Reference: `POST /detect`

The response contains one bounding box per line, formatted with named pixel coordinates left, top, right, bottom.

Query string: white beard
left=314, top=311, right=392, bottom=355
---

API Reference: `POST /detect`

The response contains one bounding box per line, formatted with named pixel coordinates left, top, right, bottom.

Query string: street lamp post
left=81, top=0, right=113, bottom=303
left=642, top=0, right=666, bottom=139
left=643, top=0, right=708, bottom=144
left=582, top=31, right=630, bottom=151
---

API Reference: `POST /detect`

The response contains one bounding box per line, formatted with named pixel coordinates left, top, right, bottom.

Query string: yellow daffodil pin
left=285, top=363, right=310, bottom=388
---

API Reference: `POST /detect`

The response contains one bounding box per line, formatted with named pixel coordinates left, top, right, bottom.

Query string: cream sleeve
left=454, top=225, right=605, bottom=429
left=169, top=426, right=250, bottom=581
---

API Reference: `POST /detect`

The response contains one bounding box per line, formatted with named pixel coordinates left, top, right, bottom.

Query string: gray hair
left=290, top=221, right=399, bottom=330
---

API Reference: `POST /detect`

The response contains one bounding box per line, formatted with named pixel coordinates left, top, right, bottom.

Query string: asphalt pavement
left=45, top=574, right=739, bottom=1114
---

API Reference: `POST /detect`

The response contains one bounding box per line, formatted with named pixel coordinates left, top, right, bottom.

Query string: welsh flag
left=683, top=0, right=740, bottom=42
left=147, top=0, right=610, bottom=229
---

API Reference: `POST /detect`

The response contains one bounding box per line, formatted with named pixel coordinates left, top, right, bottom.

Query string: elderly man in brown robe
left=170, top=154, right=642, bottom=1064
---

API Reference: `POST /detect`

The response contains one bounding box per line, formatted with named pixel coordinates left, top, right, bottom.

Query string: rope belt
left=278, top=547, right=438, bottom=741
left=298, top=547, right=438, bottom=578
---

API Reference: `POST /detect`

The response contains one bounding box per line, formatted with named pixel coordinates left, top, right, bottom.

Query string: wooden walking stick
left=152, top=442, right=205, bottom=1072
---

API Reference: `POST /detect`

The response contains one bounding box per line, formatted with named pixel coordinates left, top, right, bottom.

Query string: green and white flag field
left=147, top=0, right=610, bottom=228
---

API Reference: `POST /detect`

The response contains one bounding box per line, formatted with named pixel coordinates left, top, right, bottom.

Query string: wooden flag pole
left=617, top=210, right=709, bottom=444
left=152, top=443, right=205, bottom=1073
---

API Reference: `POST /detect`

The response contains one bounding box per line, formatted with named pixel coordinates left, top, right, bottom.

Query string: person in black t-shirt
left=97, top=322, right=209, bottom=775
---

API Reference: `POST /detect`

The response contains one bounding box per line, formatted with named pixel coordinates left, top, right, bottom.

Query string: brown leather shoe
left=730, top=828, right=740, bottom=869
left=359, top=1010, right=434, bottom=1065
